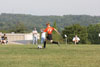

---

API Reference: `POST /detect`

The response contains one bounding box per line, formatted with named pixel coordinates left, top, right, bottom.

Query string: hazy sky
left=0, top=0, right=100, bottom=16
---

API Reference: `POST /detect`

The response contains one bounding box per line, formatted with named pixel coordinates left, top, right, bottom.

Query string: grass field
left=0, top=44, right=100, bottom=67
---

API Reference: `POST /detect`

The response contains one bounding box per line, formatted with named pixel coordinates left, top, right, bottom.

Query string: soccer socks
left=43, top=41, right=46, bottom=48
left=52, top=41, right=58, bottom=44
left=43, top=41, right=59, bottom=48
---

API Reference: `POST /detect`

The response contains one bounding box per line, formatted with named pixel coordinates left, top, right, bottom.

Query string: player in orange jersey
left=43, top=22, right=60, bottom=48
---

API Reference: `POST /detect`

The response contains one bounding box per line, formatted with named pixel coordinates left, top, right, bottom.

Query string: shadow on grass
left=28, top=47, right=45, bottom=50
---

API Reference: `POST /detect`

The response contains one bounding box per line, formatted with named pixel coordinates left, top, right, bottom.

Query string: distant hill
left=0, top=13, right=100, bottom=32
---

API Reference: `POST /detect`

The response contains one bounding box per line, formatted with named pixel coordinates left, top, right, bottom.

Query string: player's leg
left=4, top=40, right=6, bottom=45
left=33, top=37, right=35, bottom=44
left=43, top=36, right=48, bottom=48
left=35, top=37, right=38, bottom=45
left=43, top=40, right=46, bottom=48
left=51, top=40, right=59, bottom=44
left=49, top=34, right=59, bottom=45
left=41, top=37, right=44, bottom=44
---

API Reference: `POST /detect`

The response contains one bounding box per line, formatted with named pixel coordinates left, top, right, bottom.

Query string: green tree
left=88, top=24, right=100, bottom=44
left=11, top=22, right=28, bottom=33
left=62, top=24, right=88, bottom=44
left=52, top=21, right=64, bottom=43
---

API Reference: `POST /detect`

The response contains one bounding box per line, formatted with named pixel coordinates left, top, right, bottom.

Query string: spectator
left=73, top=35, right=80, bottom=45
left=1, top=34, right=8, bottom=44
left=32, top=28, right=38, bottom=45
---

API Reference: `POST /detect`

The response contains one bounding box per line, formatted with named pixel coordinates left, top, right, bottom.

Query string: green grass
left=0, top=44, right=100, bottom=67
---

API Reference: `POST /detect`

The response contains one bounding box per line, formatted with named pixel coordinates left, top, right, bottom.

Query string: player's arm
left=44, top=28, right=47, bottom=32
left=54, top=28, right=60, bottom=35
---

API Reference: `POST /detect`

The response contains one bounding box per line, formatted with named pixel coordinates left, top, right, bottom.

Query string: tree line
left=0, top=13, right=100, bottom=44
left=62, top=24, right=100, bottom=44
left=0, top=13, right=100, bottom=33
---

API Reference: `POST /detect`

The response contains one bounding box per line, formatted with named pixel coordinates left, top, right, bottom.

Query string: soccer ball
left=38, top=45, right=42, bottom=48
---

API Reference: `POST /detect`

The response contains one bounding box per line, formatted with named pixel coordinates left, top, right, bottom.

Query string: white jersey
left=41, top=32, right=46, bottom=38
left=73, top=37, right=80, bottom=41
left=32, top=30, right=38, bottom=37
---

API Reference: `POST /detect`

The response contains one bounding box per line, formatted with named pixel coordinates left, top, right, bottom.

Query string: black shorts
left=47, top=34, right=52, bottom=40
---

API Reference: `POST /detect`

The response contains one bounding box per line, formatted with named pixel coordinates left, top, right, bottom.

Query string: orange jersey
left=44, top=26, right=54, bottom=34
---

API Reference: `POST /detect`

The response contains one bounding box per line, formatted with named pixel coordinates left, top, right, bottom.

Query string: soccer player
left=41, top=28, right=46, bottom=44
left=38, top=28, right=46, bottom=48
left=43, top=22, right=60, bottom=48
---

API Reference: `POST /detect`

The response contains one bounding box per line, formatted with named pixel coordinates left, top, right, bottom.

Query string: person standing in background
left=32, top=28, right=38, bottom=45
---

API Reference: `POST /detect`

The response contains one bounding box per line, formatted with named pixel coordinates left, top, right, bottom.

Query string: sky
left=0, top=0, right=100, bottom=16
